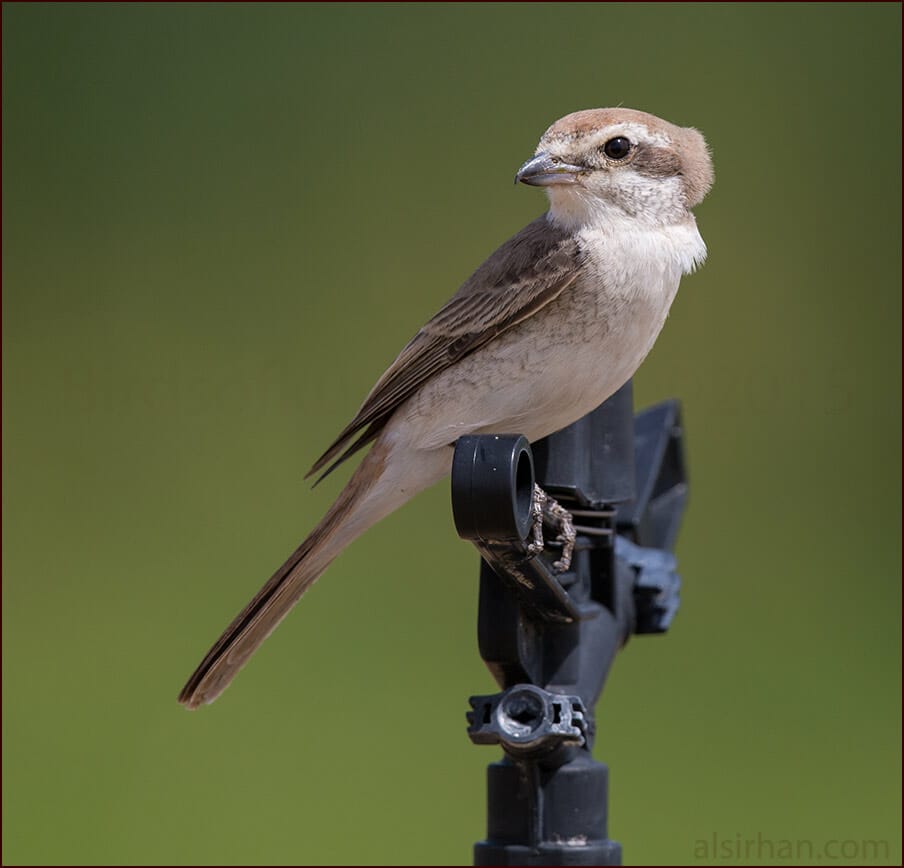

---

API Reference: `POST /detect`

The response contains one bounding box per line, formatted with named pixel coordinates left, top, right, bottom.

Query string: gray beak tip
left=515, top=153, right=584, bottom=188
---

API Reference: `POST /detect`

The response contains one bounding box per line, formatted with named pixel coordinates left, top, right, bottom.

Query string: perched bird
left=179, top=107, right=713, bottom=708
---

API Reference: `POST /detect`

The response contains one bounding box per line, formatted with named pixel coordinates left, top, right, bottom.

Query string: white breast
left=396, top=217, right=706, bottom=453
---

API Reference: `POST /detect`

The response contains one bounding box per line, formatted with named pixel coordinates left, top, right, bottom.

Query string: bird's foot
left=526, top=484, right=576, bottom=573
left=526, top=484, right=548, bottom=558
left=545, top=494, right=577, bottom=573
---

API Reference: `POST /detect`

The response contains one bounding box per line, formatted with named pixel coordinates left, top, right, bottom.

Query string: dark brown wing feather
left=307, top=215, right=582, bottom=481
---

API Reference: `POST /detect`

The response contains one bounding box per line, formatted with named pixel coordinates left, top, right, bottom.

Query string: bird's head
left=516, top=108, right=713, bottom=229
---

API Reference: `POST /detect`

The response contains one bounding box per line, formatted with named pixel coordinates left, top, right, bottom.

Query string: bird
left=179, top=107, right=714, bottom=709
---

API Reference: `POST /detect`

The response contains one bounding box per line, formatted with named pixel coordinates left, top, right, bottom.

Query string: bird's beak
left=515, top=153, right=585, bottom=187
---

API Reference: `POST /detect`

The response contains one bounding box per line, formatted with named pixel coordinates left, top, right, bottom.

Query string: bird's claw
left=547, top=497, right=577, bottom=573
left=526, top=484, right=548, bottom=558
left=526, top=484, right=576, bottom=573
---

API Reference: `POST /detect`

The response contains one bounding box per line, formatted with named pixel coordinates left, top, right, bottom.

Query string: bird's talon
left=526, top=484, right=547, bottom=556
left=551, top=523, right=576, bottom=573
left=542, top=492, right=576, bottom=573
left=526, top=484, right=576, bottom=572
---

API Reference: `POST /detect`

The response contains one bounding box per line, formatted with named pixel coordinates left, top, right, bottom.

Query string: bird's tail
left=179, top=438, right=419, bottom=709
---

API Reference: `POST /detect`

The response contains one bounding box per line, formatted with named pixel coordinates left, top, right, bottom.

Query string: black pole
left=451, top=380, right=688, bottom=865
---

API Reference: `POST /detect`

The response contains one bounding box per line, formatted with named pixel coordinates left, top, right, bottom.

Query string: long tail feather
left=178, top=442, right=392, bottom=709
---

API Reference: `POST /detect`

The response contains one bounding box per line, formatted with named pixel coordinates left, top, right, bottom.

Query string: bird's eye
left=603, top=137, right=631, bottom=160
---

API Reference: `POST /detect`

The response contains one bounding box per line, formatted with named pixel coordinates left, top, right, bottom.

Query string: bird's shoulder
left=306, top=214, right=584, bottom=482
left=423, top=214, right=583, bottom=338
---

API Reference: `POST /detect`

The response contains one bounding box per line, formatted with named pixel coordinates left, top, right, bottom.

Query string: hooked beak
left=515, top=152, right=585, bottom=187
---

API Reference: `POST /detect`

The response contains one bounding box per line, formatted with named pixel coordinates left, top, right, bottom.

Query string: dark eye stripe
left=631, top=143, right=681, bottom=178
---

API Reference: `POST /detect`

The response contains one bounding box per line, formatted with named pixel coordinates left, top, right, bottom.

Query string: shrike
left=179, top=107, right=714, bottom=708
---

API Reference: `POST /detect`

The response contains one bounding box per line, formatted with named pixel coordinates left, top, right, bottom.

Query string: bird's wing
left=307, top=215, right=583, bottom=481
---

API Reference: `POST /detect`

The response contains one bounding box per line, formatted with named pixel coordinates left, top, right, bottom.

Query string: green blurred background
left=3, top=3, right=901, bottom=865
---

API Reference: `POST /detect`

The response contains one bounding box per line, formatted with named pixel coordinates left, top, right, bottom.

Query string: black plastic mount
left=451, top=381, right=688, bottom=866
